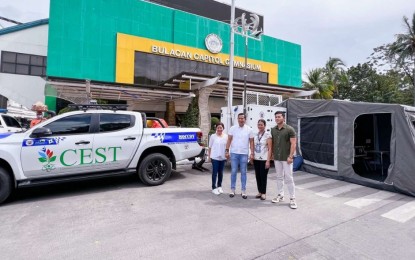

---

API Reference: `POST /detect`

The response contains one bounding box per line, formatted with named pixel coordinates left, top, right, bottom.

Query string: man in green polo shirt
left=270, top=111, right=298, bottom=209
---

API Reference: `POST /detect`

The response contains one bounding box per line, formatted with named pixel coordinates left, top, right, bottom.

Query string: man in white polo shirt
left=225, top=113, right=255, bottom=199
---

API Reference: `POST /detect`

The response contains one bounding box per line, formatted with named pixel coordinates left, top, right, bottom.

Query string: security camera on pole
left=232, top=11, right=263, bottom=115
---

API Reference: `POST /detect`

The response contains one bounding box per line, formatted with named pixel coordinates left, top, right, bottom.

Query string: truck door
left=21, top=114, right=95, bottom=178
left=91, top=113, right=140, bottom=171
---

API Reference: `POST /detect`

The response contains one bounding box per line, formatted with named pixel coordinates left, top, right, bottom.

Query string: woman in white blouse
left=253, top=119, right=272, bottom=200
left=208, top=122, right=228, bottom=195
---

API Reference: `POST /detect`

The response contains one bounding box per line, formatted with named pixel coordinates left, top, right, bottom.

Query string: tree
left=346, top=63, right=379, bottom=102
left=58, top=99, right=109, bottom=114
left=337, top=70, right=352, bottom=100
left=370, top=12, right=415, bottom=105
left=303, top=68, right=333, bottom=99
left=324, top=57, right=346, bottom=98
left=181, top=97, right=199, bottom=128
left=345, top=63, right=407, bottom=104
left=210, top=116, right=219, bottom=135
left=58, top=106, right=75, bottom=115
left=388, top=12, right=415, bottom=105
left=211, top=116, right=219, bottom=129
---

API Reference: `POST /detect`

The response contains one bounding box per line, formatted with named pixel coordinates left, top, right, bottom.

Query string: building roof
left=161, top=72, right=304, bottom=98
left=0, top=19, right=49, bottom=36
left=147, top=0, right=264, bottom=31
left=45, top=77, right=196, bottom=104
left=45, top=72, right=308, bottom=105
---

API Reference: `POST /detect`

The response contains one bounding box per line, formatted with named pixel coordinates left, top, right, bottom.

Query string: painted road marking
left=293, top=174, right=319, bottom=181
left=316, top=183, right=361, bottom=198
left=381, top=201, right=415, bottom=223
left=345, top=191, right=397, bottom=209
left=296, top=178, right=338, bottom=190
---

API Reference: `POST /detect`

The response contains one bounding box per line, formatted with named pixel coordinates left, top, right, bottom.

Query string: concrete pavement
left=0, top=162, right=414, bottom=259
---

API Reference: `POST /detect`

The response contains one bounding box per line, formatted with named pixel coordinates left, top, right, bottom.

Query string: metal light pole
left=243, top=34, right=248, bottom=115
left=232, top=12, right=263, bottom=116
left=227, top=0, right=236, bottom=131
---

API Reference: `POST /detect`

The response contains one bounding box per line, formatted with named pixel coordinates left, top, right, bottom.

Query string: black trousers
left=253, top=160, right=269, bottom=194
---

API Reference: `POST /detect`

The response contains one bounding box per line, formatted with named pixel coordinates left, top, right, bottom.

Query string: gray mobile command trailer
left=279, top=99, right=415, bottom=196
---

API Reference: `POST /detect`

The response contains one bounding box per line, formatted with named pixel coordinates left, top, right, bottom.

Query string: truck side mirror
left=30, top=127, right=52, bottom=138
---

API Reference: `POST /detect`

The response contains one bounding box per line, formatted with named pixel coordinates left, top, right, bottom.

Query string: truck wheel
left=0, top=168, right=13, bottom=205
left=138, top=153, right=172, bottom=186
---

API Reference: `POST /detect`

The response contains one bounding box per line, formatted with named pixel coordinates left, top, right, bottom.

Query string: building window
left=134, top=52, right=268, bottom=85
left=1, top=51, right=47, bottom=77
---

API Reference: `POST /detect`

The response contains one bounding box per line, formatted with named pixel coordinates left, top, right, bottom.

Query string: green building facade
left=47, top=0, right=301, bottom=89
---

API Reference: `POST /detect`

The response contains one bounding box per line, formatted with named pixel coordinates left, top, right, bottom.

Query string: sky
left=0, top=0, right=414, bottom=76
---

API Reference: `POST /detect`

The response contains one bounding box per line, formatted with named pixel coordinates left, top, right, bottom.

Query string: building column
left=165, top=101, right=176, bottom=126
left=198, top=87, right=214, bottom=143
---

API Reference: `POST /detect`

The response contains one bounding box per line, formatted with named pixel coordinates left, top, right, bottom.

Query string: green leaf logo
left=38, top=147, right=56, bottom=172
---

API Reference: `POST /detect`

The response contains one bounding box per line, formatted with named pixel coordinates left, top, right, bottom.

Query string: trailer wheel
left=0, top=167, right=13, bottom=205
left=138, top=153, right=172, bottom=186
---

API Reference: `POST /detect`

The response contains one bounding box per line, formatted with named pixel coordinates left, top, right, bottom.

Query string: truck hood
left=0, top=132, right=24, bottom=144
left=0, top=133, right=14, bottom=140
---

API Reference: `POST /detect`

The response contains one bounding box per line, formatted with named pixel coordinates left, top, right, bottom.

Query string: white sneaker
left=217, top=187, right=223, bottom=194
left=289, top=198, right=298, bottom=209
left=212, top=189, right=220, bottom=195
left=271, top=194, right=284, bottom=203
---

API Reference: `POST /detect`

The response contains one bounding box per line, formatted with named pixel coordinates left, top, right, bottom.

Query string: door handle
left=75, top=141, right=90, bottom=145
left=124, top=137, right=136, bottom=141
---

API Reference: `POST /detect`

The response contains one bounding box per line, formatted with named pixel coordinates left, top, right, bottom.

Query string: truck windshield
left=2, top=115, right=22, bottom=128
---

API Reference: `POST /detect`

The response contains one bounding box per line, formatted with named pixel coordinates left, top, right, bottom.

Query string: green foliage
left=58, top=106, right=75, bottom=115
left=369, top=12, right=415, bottom=105
left=211, top=117, right=219, bottom=130
left=303, top=57, right=347, bottom=100
left=181, top=97, right=199, bottom=128
left=305, top=60, right=413, bottom=105
left=305, top=12, right=415, bottom=106
left=324, top=57, right=346, bottom=99
left=58, top=99, right=110, bottom=115
left=303, top=68, right=333, bottom=99
left=346, top=63, right=391, bottom=103
left=96, top=99, right=108, bottom=104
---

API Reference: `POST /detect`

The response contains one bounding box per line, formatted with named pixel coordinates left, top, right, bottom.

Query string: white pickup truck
left=0, top=105, right=203, bottom=204
left=0, top=112, right=25, bottom=133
